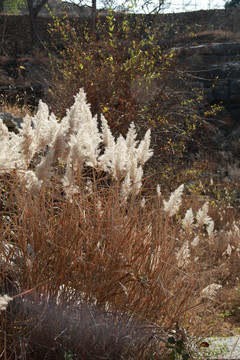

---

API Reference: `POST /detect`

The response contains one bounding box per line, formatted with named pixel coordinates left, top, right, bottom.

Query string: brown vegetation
left=0, top=7, right=240, bottom=360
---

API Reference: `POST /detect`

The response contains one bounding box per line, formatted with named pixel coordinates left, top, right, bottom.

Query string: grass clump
left=1, top=88, right=240, bottom=358
left=0, top=90, right=200, bottom=359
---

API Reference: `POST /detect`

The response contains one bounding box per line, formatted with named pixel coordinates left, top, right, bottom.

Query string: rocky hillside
left=0, top=8, right=240, bottom=143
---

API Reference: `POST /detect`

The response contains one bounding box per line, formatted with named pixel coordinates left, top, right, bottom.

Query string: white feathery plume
left=35, top=150, right=54, bottom=183
left=32, top=106, right=59, bottom=153
left=19, top=114, right=35, bottom=165
left=194, top=202, right=215, bottom=237
left=222, top=243, right=234, bottom=257
left=182, top=208, right=194, bottom=234
left=233, top=223, right=240, bottom=254
left=195, top=202, right=209, bottom=228
left=98, top=146, right=114, bottom=174
left=129, top=157, right=137, bottom=183
left=62, top=165, right=79, bottom=200
left=88, top=114, right=102, bottom=157
left=132, top=165, right=143, bottom=194
left=58, top=90, right=101, bottom=166
left=195, top=202, right=214, bottom=231
left=98, top=116, right=117, bottom=174
left=67, top=91, right=103, bottom=166
left=176, top=241, right=190, bottom=268
left=101, top=115, right=115, bottom=149
left=206, top=219, right=215, bottom=237
left=31, top=101, right=52, bottom=150
left=66, top=89, right=92, bottom=134
left=0, top=294, right=12, bottom=311
left=113, top=135, right=129, bottom=181
left=0, top=123, right=19, bottom=172
left=67, top=134, right=85, bottom=172
left=136, top=129, right=153, bottom=165
left=191, top=236, right=200, bottom=247
left=82, top=135, right=99, bottom=167
left=125, top=123, right=145, bottom=187
left=0, top=118, right=9, bottom=139
left=70, top=123, right=100, bottom=168
left=163, top=184, right=184, bottom=217
left=0, top=89, right=153, bottom=199
left=120, top=173, right=132, bottom=201
left=68, top=98, right=101, bottom=165
left=141, top=197, right=146, bottom=208
left=126, top=122, right=138, bottom=150
left=201, top=284, right=222, bottom=299
left=23, top=170, right=43, bottom=194
left=52, top=123, right=70, bottom=162
left=156, top=184, right=161, bottom=198
left=0, top=134, right=20, bottom=172
left=96, top=200, right=104, bottom=216
left=99, top=133, right=130, bottom=181
left=233, top=222, right=240, bottom=237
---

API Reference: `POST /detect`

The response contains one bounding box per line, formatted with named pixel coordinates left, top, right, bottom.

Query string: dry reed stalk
left=0, top=172, right=198, bottom=359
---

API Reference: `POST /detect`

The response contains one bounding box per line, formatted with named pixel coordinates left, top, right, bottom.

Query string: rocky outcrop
left=177, top=41, right=240, bottom=127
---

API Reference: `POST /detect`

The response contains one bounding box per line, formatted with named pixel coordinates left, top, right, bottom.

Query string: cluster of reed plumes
left=0, top=90, right=239, bottom=359
left=0, top=89, right=152, bottom=201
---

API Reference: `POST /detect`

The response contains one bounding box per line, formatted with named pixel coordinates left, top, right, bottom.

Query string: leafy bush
left=48, top=12, right=204, bottom=188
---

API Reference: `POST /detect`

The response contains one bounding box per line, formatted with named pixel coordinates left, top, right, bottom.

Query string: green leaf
left=176, top=340, right=184, bottom=348
left=168, top=351, right=176, bottom=360
left=168, top=337, right=176, bottom=344
left=176, top=347, right=182, bottom=354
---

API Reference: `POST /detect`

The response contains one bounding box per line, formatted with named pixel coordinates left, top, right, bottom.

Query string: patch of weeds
left=165, top=336, right=190, bottom=360
left=222, top=285, right=240, bottom=324
left=197, top=338, right=229, bottom=360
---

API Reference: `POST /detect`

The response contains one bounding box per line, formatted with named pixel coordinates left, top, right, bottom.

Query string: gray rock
left=230, top=80, right=240, bottom=102
left=212, top=85, right=230, bottom=102
left=175, top=40, right=240, bottom=130
left=204, top=336, right=240, bottom=359
left=0, top=112, right=23, bottom=132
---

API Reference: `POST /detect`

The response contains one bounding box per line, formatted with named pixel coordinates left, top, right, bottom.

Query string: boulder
left=0, top=112, right=23, bottom=132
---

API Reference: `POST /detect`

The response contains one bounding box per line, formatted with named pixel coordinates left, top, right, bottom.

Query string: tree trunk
left=92, top=0, right=96, bottom=13
left=29, top=7, right=38, bottom=47
left=26, top=0, right=49, bottom=47
left=91, top=0, right=97, bottom=33
left=0, top=0, right=4, bottom=12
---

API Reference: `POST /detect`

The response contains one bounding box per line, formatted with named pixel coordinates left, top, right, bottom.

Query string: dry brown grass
left=0, top=171, right=200, bottom=359
left=1, top=156, right=240, bottom=358
left=0, top=97, right=34, bottom=117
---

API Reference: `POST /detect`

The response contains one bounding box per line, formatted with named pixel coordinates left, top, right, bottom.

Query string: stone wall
left=0, top=8, right=240, bottom=54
